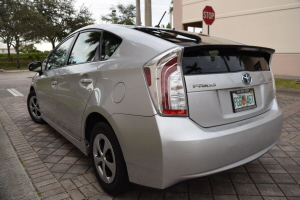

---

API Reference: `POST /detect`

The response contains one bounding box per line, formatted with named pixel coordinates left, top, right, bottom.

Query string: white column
left=145, top=0, right=152, bottom=26
left=136, top=0, right=141, bottom=26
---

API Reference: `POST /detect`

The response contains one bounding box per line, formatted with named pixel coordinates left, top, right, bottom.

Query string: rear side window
left=101, top=31, right=122, bottom=60
left=182, top=48, right=270, bottom=75
left=68, top=31, right=101, bottom=64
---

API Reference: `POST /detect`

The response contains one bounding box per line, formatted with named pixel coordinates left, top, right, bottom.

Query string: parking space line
left=7, top=88, right=24, bottom=97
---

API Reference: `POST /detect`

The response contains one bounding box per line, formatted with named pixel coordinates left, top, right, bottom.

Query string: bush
left=0, top=61, right=31, bottom=70
left=0, top=53, right=48, bottom=61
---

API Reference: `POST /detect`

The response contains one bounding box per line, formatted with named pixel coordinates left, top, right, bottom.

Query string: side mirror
left=28, top=61, right=42, bottom=72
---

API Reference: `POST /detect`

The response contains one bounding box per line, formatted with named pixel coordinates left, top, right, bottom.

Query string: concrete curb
left=0, top=124, right=40, bottom=200
left=274, top=75, right=300, bottom=79
left=276, top=87, right=300, bottom=98
left=0, top=69, right=29, bottom=73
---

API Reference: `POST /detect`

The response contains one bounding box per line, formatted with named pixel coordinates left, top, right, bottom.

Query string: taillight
left=143, top=47, right=188, bottom=116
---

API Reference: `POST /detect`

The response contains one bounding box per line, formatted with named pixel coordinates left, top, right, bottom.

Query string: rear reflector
left=143, top=67, right=151, bottom=86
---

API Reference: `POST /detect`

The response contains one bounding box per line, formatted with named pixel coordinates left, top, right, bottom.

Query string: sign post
left=203, top=6, right=215, bottom=35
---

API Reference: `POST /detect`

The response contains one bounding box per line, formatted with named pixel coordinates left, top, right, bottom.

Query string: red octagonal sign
left=203, top=6, right=215, bottom=25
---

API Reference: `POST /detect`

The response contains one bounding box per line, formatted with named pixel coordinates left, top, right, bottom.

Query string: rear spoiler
left=183, top=45, right=275, bottom=65
left=184, top=45, right=275, bottom=54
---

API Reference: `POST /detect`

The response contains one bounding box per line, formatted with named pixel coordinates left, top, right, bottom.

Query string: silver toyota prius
left=27, top=24, right=283, bottom=195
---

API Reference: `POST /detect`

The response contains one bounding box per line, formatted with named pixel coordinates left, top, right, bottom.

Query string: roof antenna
left=155, top=11, right=166, bottom=28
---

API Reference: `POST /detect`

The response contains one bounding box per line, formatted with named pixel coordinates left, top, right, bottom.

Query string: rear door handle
left=80, top=79, right=93, bottom=84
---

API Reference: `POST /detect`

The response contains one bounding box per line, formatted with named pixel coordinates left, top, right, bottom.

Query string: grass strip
left=275, top=78, right=300, bottom=90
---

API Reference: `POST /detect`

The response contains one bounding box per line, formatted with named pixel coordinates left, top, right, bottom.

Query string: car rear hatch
left=182, top=45, right=275, bottom=127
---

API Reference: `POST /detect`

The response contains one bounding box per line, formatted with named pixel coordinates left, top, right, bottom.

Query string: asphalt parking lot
left=0, top=71, right=300, bottom=200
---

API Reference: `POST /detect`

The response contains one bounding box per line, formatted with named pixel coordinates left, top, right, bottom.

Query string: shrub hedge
left=0, top=53, right=48, bottom=62
left=0, top=61, right=31, bottom=70
left=0, top=53, right=49, bottom=70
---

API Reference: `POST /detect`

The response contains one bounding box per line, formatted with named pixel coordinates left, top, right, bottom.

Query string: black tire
left=90, top=122, right=129, bottom=195
left=27, top=91, right=45, bottom=124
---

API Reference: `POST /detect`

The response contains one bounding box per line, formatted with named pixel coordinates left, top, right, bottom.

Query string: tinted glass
left=182, top=48, right=270, bottom=75
left=101, top=31, right=122, bottom=60
left=47, top=36, right=74, bottom=70
left=134, top=28, right=203, bottom=44
left=68, top=31, right=101, bottom=64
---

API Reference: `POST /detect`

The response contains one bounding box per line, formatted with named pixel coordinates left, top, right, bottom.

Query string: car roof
left=75, top=24, right=242, bottom=46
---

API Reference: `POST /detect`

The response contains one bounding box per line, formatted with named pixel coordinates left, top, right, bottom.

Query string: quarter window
left=101, top=31, right=122, bottom=60
left=68, top=31, right=101, bottom=64
left=47, top=36, right=74, bottom=70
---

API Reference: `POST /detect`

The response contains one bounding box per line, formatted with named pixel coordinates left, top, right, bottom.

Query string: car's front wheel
left=27, top=91, right=45, bottom=124
left=90, top=122, right=129, bottom=195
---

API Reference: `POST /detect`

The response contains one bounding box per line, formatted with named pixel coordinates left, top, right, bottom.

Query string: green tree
left=20, top=43, right=41, bottom=53
left=0, top=0, right=45, bottom=68
left=101, top=3, right=136, bottom=25
left=34, top=0, right=95, bottom=49
left=0, top=0, right=16, bottom=61
left=169, top=0, right=173, bottom=13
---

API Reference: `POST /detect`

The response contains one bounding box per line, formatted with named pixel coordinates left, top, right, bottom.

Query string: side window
left=41, top=56, right=48, bottom=71
left=46, top=36, right=74, bottom=70
left=101, top=31, right=122, bottom=60
left=68, top=31, right=101, bottom=64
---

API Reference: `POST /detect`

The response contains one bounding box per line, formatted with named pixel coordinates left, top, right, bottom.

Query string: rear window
left=134, top=28, right=201, bottom=44
left=182, top=48, right=270, bottom=75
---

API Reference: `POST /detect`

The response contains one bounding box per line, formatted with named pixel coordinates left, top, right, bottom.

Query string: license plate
left=230, top=88, right=257, bottom=113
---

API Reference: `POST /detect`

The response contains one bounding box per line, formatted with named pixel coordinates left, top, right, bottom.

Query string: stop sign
left=203, top=6, right=215, bottom=25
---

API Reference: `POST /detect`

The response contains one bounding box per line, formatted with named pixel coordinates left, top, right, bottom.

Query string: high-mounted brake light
left=143, top=47, right=188, bottom=116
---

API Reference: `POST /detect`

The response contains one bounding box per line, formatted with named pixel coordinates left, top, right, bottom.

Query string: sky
left=36, top=0, right=172, bottom=51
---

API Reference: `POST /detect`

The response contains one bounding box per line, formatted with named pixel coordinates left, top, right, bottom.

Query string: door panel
left=35, top=35, right=75, bottom=123
left=55, top=63, right=98, bottom=140
left=54, top=30, right=103, bottom=140
left=34, top=70, right=57, bottom=122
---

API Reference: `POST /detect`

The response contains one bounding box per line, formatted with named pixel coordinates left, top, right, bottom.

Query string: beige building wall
left=174, top=0, right=183, bottom=30
left=174, top=0, right=300, bottom=77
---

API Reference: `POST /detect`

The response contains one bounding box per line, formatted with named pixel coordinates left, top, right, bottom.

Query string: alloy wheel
left=93, top=134, right=116, bottom=184
left=29, top=96, right=42, bottom=120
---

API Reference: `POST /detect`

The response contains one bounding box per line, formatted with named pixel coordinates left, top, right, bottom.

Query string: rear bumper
left=111, top=98, right=282, bottom=189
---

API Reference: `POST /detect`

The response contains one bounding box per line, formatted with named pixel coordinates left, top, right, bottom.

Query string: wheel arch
left=29, top=86, right=35, bottom=92
left=85, top=112, right=110, bottom=144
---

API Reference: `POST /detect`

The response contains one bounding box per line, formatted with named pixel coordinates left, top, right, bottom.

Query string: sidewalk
left=0, top=92, right=300, bottom=199
left=0, top=69, right=29, bottom=73
left=0, top=124, right=40, bottom=200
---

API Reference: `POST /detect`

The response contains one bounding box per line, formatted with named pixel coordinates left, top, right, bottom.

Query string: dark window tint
left=101, top=31, right=122, bottom=60
left=134, top=28, right=201, bottom=44
left=68, top=31, right=101, bottom=64
left=47, top=36, right=74, bottom=70
left=182, top=48, right=270, bottom=75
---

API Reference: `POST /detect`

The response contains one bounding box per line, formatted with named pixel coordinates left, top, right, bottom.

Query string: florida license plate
left=230, top=88, right=257, bottom=113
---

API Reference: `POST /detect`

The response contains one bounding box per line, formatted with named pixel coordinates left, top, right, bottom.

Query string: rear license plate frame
left=230, top=88, right=257, bottom=113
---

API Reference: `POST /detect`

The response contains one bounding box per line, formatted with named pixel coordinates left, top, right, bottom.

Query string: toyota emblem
left=242, top=73, right=252, bottom=85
